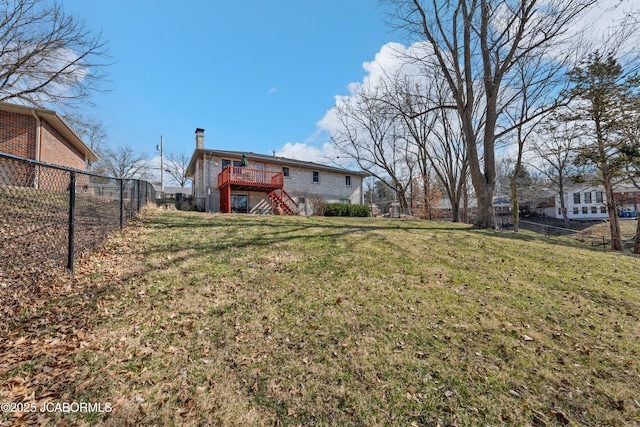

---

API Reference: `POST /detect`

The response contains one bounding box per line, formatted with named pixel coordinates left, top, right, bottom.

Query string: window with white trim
left=596, top=191, right=603, bottom=203
left=573, top=193, right=580, bottom=204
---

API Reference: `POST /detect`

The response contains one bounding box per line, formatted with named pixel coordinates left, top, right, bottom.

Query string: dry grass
left=2, top=210, right=640, bottom=426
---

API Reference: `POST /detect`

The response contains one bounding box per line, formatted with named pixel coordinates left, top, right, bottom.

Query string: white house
left=185, top=129, right=367, bottom=214
left=538, top=186, right=609, bottom=220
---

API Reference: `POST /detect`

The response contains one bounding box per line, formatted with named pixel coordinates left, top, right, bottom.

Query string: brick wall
left=0, top=110, right=86, bottom=171
left=40, top=119, right=85, bottom=170
left=0, top=111, right=37, bottom=159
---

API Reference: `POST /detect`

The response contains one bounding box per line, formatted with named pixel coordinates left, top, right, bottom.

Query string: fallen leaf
left=550, top=407, right=570, bottom=425
left=75, top=378, right=93, bottom=393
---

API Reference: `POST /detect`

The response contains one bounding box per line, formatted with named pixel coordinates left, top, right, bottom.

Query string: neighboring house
left=0, top=101, right=98, bottom=171
left=613, top=185, right=640, bottom=217
left=153, top=185, right=192, bottom=199
left=493, top=196, right=512, bottom=217
left=185, top=129, right=366, bottom=214
left=433, top=195, right=512, bottom=220
left=537, top=186, right=609, bottom=220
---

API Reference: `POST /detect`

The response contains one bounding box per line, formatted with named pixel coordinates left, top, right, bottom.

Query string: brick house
left=613, top=185, right=639, bottom=217
left=0, top=101, right=98, bottom=170
left=186, top=129, right=367, bottom=214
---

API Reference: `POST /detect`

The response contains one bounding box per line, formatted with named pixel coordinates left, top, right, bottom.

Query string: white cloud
left=275, top=141, right=351, bottom=167
left=316, top=42, right=423, bottom=137
left=286, top=1, right=640, bottom=172
left=266, top=87, right=278, bottom=95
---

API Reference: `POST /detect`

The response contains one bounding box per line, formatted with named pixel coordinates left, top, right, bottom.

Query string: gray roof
left=186, top=148, right=368, bottom=177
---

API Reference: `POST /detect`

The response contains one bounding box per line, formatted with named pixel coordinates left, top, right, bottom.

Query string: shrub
left=307, top=194, right=327, bottom=216
left=325, top=203, right=370, bottom=217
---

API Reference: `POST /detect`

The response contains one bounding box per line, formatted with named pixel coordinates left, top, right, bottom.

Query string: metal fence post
left=120, top=179, right=124, bottom=229
left=67, top=171, right=76, bottom=273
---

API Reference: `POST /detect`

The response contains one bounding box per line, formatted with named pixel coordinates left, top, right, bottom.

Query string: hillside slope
left=2, top=211, right=639, bottom=426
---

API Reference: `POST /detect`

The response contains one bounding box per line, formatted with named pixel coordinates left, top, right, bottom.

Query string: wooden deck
left=218, top=166, right=297, bottom=214
left=217, top=166, right=283, bottom=192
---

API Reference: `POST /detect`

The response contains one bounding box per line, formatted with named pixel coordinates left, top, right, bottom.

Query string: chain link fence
left=518, top=219, right=638, bottom=251
left=0, top=152, right=156, bottom=326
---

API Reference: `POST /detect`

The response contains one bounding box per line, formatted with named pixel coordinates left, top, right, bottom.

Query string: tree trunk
left=604, top=182, right=623, bottom=251
left=511, top=166, right=521, bottom=233
left=634, top=215, right=640, bottom=254
left=558, top=182, right=569, bottom=228
left=473, top=182, right=496, bottom=229
left=464, top=110, right=497, bottom=229
left=451, top=199, right=461, bottom=223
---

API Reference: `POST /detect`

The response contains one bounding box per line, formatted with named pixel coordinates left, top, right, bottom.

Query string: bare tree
left=393, top=76, right=469, bottom=222
left=529, top=116, right=583, bottom=227
left=502, top=56, right=567, bottom=232
left=166, top=151, right=192, bottom=188
left=62, top=112, right=107, bottom=171
left=332, top=81, right=413, bottom=213
left=93, top=144, right=149, bottom=180
left=0, top=0, right=109, bottom=110
left=382, top=0, right=605, bottom=229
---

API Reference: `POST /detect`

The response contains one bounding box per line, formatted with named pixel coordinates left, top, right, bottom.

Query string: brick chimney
left=195, top=128, right=205, bottom=149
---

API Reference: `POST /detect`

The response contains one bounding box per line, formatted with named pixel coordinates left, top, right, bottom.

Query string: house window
left=312, top=171, right=319, bottom=183
left=584, top=192, right=592, bottom=203
left=596, top=191, right=603, bottom=203
left=591, top=206, right=597, bottom=214
left=601, top=206, right=607, bottom=214
left=345, top=175, right=351, bottom=186
left=297, top=196, right=306, bottom=204
left=282, top=167, right=290, bottom=178
left=582, top=207, right=588, bottom=214
left=573, top=207, right=579, bottom=215
left=573, top=193, right=580, bottom=204
left=558, top=208, right=562, bottom=216
left=222, top=159, right=242, bottom=169
left=339, top=199, right=351, bottom=204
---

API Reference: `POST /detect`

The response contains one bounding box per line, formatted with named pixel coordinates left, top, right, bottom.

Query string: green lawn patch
left=1, top=210, right=639, bottom=426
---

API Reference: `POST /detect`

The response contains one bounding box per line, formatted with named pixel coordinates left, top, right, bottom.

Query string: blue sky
left=61, top=0, right=396, bottom=164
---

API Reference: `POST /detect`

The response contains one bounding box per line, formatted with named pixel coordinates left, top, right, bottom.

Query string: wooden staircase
left=268, top=188, right=298, bottom=215
left=217, top=166, right=299, bottom=215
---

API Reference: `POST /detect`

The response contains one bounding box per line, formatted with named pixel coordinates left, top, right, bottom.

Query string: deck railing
left=218, top=166, right=283, bottom=188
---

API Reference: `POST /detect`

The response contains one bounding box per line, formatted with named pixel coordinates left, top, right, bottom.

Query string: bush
left=324, top=203, right=370, bottom=217
left=307, top=194, right=327, bottom=216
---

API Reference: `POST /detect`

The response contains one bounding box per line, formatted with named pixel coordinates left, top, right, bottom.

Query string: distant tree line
left=329, top=0, right=640, bottom=251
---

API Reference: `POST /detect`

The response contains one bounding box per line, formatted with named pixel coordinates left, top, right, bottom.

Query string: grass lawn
left=1, top=210, right=639, bottom=426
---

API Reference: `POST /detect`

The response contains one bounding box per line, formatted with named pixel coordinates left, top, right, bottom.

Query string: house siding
left=192, top=153, right=364, bottom=213
left=540, top=187, right=609, bottom=220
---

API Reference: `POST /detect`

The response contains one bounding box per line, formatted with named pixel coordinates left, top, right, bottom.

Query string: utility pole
left=156, top=136, right=164, bottom=194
